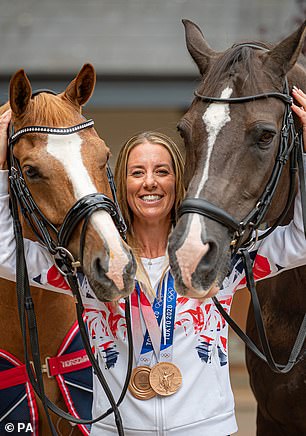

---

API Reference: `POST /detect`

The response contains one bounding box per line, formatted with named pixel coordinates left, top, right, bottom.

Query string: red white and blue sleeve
left=0, top=169, right=72, bottom=295
left=231, top=154, right=306, bottom=291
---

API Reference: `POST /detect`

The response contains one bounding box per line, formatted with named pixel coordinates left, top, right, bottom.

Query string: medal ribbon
left=160, top=272, right=176, bottom=362
left=131, top=272, right=177, bottom=366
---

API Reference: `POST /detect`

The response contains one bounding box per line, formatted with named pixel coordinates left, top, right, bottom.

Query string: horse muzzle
left=168, top=214, right=231, bottom=298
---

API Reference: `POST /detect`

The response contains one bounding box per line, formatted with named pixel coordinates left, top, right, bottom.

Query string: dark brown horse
left=0, top=65, right=136, bottom=434
left=246, top=266, right=306, bottom=435
left=168, top=20, right=306, bottom=435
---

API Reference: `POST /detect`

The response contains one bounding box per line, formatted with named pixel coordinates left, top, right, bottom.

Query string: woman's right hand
left=291, top=87, right=306, bottom=152
left=0, top=109, right=12, bottom=170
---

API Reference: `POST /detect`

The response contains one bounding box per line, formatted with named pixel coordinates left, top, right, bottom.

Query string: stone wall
left=0, top=0, right=299, bottom=76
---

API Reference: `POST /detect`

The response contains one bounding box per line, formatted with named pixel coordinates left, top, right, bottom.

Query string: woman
left=0, top=87, right=306, bottom=435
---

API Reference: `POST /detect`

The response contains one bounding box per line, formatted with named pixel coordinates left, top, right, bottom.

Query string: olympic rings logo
left=160, top=352, right=170, bottom=358
left=167, top=289, right=176, bottom=301
left=155, top=300, right=163, bottom=309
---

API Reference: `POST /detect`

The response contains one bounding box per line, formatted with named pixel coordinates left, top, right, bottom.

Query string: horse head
left=8, top=64, right=136, bottom=301
left=168, top=20, right=306, bottom=298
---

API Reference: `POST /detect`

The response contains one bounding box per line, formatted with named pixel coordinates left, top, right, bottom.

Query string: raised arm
left=0, top=109, right=10, bottom=170
left=0, top=110, right=72, bottom=295
left=291, top=86, right=306, bottom=132
left=244, top=88, right=306, bottom=281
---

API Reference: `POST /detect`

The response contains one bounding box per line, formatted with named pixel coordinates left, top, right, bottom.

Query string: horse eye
left=258, top=131, right=275, bottom=147
left=98, top=151, right=111, bottom=171
left=24, top=165, right=40, bottom=179
left=177, top=125, right=185, bottom=138
left=177, top=120, right=191, bottom=143
left=259, top=132, right=275, bottom=143
left=177, top=120, right=187, bottom=136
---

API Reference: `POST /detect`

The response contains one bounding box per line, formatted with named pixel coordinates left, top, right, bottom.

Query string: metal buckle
left=43, top=356, right=53, bottom=378
left=29, top=357, right=52, bottom=378
left=54, top=246, right=81, bottom=276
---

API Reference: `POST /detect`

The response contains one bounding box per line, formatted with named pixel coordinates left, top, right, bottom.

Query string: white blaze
left=196, top=86, right=232, bottom=197
left=176, top=87, right=232, bottom=292
left=47, top=133, right=129, bottom=290
left=176, top=213, right=209, bottom=292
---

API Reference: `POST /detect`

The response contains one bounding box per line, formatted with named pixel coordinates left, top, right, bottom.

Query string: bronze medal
left=149, top=362, right=182, bottom=396
left=128, top=366, right=156, bottom=400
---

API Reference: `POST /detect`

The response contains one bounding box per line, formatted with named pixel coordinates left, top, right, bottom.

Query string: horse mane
left=201, top=40, right=274, bottom=96
left=22, top=92, right=81, bottom=127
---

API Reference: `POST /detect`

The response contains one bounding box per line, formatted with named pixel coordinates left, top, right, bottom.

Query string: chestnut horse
left=168, top=20, right=306, bottom=435
left=0, top=65, right=135, bottom=434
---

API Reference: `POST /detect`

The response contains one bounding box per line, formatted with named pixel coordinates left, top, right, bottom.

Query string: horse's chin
left=86, top=276, right=134, bottom=303
left=170, top=249, right=230, bottom=300
left=174, top=276, right=220, bottom=299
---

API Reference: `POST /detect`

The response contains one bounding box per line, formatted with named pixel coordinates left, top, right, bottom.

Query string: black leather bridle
left=179, top=79, right=304, bottom=248
left=8, top=91, right=133, bottom=435
left=178, top=46, right=306, bottom=373
left=9, top=116, right=126, bottom=262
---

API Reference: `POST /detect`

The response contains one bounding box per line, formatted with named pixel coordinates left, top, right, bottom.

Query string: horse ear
left=9, top=69, right=32, bottom=116
left=182, top=19, right=217, bottom=75
left=261, top=21, right=306, bottom=76
left=64, top=63, right=96, bottom=107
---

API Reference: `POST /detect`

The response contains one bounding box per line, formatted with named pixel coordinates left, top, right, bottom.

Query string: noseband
left=178, top=47, right=304, bottom=250
left=8, top=93, right=126, bottom=273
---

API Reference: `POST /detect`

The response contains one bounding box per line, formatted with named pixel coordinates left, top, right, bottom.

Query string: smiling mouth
left=140, top=195, right=163, bottom=202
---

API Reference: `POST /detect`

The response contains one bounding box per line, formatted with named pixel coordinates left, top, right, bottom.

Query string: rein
left=8, top=92, right=133, bottom=435
left=178, top=46, right=306, bottom=373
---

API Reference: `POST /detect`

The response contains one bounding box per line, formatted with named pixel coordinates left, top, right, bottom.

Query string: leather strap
left=46, top=349, right=91, bottom=378
left=194, top=90, right=293, bottom=105
left=213, top=249, right=306, bottom=373
left=297, top=130, right=306, bottom=238
left=178, top=198, right=240, bottom=232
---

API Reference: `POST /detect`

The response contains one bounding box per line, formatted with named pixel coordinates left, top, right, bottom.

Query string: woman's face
left=126, top=141, right=176, bottom=225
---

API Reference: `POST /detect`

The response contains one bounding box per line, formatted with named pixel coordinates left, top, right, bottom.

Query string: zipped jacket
left=1, top=165, right=306, bottom=435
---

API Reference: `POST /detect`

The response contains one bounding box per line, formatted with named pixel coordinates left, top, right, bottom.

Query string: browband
left=9, top=119, right=95, bottom=145
left=194, top=90, right=293, bottom=105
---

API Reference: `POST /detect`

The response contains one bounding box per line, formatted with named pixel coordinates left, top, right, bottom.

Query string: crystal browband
left=9, top=119, right=95, bottom=145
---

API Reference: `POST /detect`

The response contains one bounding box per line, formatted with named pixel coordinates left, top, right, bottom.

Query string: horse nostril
left=124, top=252, right=136, bottom=277
left=93, top=257, right=104, bottom=277
left=92, top=256, right=112, bottom=286
left=198, top=240, right=218, bottom=270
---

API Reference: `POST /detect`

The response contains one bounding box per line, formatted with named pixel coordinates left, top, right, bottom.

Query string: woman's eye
left=156, top=169, right=169, bottom=175
left=24, top=165, right=40, bottom=179
left=131, top=170, right=144, bottom=177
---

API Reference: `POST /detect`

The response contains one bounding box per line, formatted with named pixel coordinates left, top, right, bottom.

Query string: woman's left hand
left=0, top=109, right=11, bottom=170
left=291, top=86, right=306, bottom=152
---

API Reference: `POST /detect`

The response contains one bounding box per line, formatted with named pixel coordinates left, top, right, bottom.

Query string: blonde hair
left=114, top=131, right=185, bottom=295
